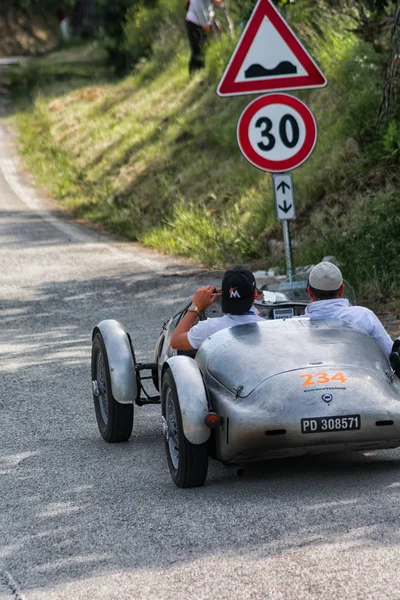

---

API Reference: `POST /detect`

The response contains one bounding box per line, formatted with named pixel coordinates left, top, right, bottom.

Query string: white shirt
left=302, top=298, right=394, bottom=356
left=188, top=313, right=263, bottom=350
left=186, top=0, right=214, bottom=27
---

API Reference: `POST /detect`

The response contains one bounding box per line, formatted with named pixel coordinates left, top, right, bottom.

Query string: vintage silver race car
left=91, top=272, right=400, bottom=488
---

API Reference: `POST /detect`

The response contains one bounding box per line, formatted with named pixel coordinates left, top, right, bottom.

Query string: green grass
left=8, top=10, right=400, bottom=299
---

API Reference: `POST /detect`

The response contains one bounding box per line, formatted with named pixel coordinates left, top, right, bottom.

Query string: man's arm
left=170, top=285, right=220, bottom=351
left=366, top=310, right=394, bottom=357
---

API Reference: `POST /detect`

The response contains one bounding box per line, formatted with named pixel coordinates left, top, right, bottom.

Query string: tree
left=70, top=0, right=98, bottom=37
left=378, top=0, right=400, bottom=120
left=8, top=0, right=75, bottom=10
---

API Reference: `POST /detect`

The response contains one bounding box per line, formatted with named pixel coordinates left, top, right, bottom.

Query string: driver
left=302, top=261, right=397, bottom=356
left=171, top=266, right=263, bottom=351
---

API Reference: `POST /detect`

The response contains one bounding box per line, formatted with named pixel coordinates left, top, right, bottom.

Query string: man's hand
left=192, top=285, right=221, bottom=311
left=185, top=0, right=190, bottom=11
left=170, top=285, right=221, bottom=351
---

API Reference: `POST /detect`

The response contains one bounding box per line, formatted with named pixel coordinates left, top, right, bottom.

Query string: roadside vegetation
left=5, top=0, right=400, bottom=300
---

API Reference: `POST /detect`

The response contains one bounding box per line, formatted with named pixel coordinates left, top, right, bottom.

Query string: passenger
left=303, top=262, right=397, bottom=356
left=171, top=266, right=263, bottom=351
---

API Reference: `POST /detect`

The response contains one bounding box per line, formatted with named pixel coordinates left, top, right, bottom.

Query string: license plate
left=301, top=414, right=361, bottom=434
left=273, top=307, right=294, bottom=320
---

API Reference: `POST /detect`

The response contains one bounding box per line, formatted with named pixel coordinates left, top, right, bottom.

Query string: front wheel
left=161, top=369, right=209, bottom=488
left=91, top=332, right=133, bottom=443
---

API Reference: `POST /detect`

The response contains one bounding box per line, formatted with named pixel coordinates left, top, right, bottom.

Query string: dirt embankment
left=0, top=9, right=58, bottom=57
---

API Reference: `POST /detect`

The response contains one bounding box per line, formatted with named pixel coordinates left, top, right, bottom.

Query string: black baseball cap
left=221, top=266, right=256, bottom=315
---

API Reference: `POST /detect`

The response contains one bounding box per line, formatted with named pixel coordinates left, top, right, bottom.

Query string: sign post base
left=282, top=220, right=294, bottom=281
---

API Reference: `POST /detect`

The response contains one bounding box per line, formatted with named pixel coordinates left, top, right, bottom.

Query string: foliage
left=9, top=0, right=400, bottom=297
left=121, top=0, right=185, bottom=69
left=356, top=0, right=392, bottom=14
left=95, top=0, right=140, bottom=71
left=382, top=120, right=400, bottom=158
left=298, top=190, right=400, bottom=297
left=6, top=0, right=75, bottom=11
left=96, top=0, right=185, bottom=71
left=143, top=202, right=262, bottom=266
left=122, top=3, right=162, bottom=66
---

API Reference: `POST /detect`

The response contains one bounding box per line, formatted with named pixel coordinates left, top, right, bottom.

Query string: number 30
left=256, top=114, right=300, bottom=152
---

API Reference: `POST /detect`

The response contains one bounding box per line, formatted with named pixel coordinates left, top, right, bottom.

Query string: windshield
left=262, top=273, right=356, bottom=305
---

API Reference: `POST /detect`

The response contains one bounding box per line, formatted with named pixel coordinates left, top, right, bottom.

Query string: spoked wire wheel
left=96, top=351, right=109, bottom=425
left=161, top=369, right=209, bottom=488
left=165, top=386, right=180, bottom=470
left=92, top=332, right=133, bottom=443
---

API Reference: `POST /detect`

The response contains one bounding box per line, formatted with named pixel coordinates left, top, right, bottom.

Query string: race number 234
left=300, top=372, right=348, bottom=387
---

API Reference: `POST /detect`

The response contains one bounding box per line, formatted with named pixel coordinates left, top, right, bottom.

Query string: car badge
left=322, top=393, right=333, bottom=404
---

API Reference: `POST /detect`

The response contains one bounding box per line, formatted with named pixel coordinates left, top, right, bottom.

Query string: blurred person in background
left=58, top=9, right=70, bottom=41
left=185, top=0, right=221, bottom=75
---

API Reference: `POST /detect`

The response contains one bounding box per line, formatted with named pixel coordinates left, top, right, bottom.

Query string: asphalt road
left=1, top=74, right=400, bottom=600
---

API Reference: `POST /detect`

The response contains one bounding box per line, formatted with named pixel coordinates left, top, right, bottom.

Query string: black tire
left=161, top=369, right=209, bottom=488
left=91, top=332, right=133, bottom=443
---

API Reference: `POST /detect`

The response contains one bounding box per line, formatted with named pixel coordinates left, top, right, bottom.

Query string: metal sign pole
left=272, top=173, right=295, bottom=280
left=282, top=220, right=294, bottom=281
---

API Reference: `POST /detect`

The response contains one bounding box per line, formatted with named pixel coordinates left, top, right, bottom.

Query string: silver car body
left=166, top=355, right=210, bottom=445
left=93, top=320, right=137, bottom=404
left=162, top=317, right=400, bottom=464
left=95, top=273, right=399, bottom=466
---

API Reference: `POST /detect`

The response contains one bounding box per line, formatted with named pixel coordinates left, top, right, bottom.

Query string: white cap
left=309, top=262, right=343, bottom=291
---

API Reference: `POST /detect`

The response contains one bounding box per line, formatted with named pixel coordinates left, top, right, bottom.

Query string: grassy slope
left=8, top=8, right=400, bottom=299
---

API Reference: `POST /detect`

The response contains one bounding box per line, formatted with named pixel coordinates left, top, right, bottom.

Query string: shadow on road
left=1, top=211, right=400, bottom=596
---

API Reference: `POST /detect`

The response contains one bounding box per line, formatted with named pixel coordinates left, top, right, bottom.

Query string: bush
left=143, top=202, right=262, bottom=267
left=382, top=120, right=400, bottom=160
left=122, top=0, right=186, bottom=68
left=298, top=191, right=400, bottom=297
left=122, top=4, right=162, bottom=65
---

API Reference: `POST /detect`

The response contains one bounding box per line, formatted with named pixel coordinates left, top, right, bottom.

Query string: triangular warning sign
left=217, top=0, right=327, bottom=97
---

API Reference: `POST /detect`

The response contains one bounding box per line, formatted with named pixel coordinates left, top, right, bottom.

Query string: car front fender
left=93, top=320, right=137, bottom=404
left=165, top=356, right=210, bottom=445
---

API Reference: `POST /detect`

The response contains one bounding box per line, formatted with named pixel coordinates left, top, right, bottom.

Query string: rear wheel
left=91, top=332, right=133, bottom=442
left=161, top=369, right=208, bottom=488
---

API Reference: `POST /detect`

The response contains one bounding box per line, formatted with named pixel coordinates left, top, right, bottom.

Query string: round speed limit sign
left=237, top=93, right=317, bottom=173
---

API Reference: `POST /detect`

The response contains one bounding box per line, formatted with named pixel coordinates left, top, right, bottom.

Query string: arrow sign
left=278, top=200, right=292, bottom=213
left=273, top=174, right=296, bottom=220
left=277, top=181, right=291, bottom=194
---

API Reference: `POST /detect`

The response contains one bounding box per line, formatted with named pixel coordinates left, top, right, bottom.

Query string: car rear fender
left=93, top=320, right=137, bottom=404
left=164, top=356, right=210, bottom=445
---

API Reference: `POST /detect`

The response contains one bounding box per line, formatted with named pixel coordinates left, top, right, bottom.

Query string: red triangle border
left=217, top=0, right=327, bottom=97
